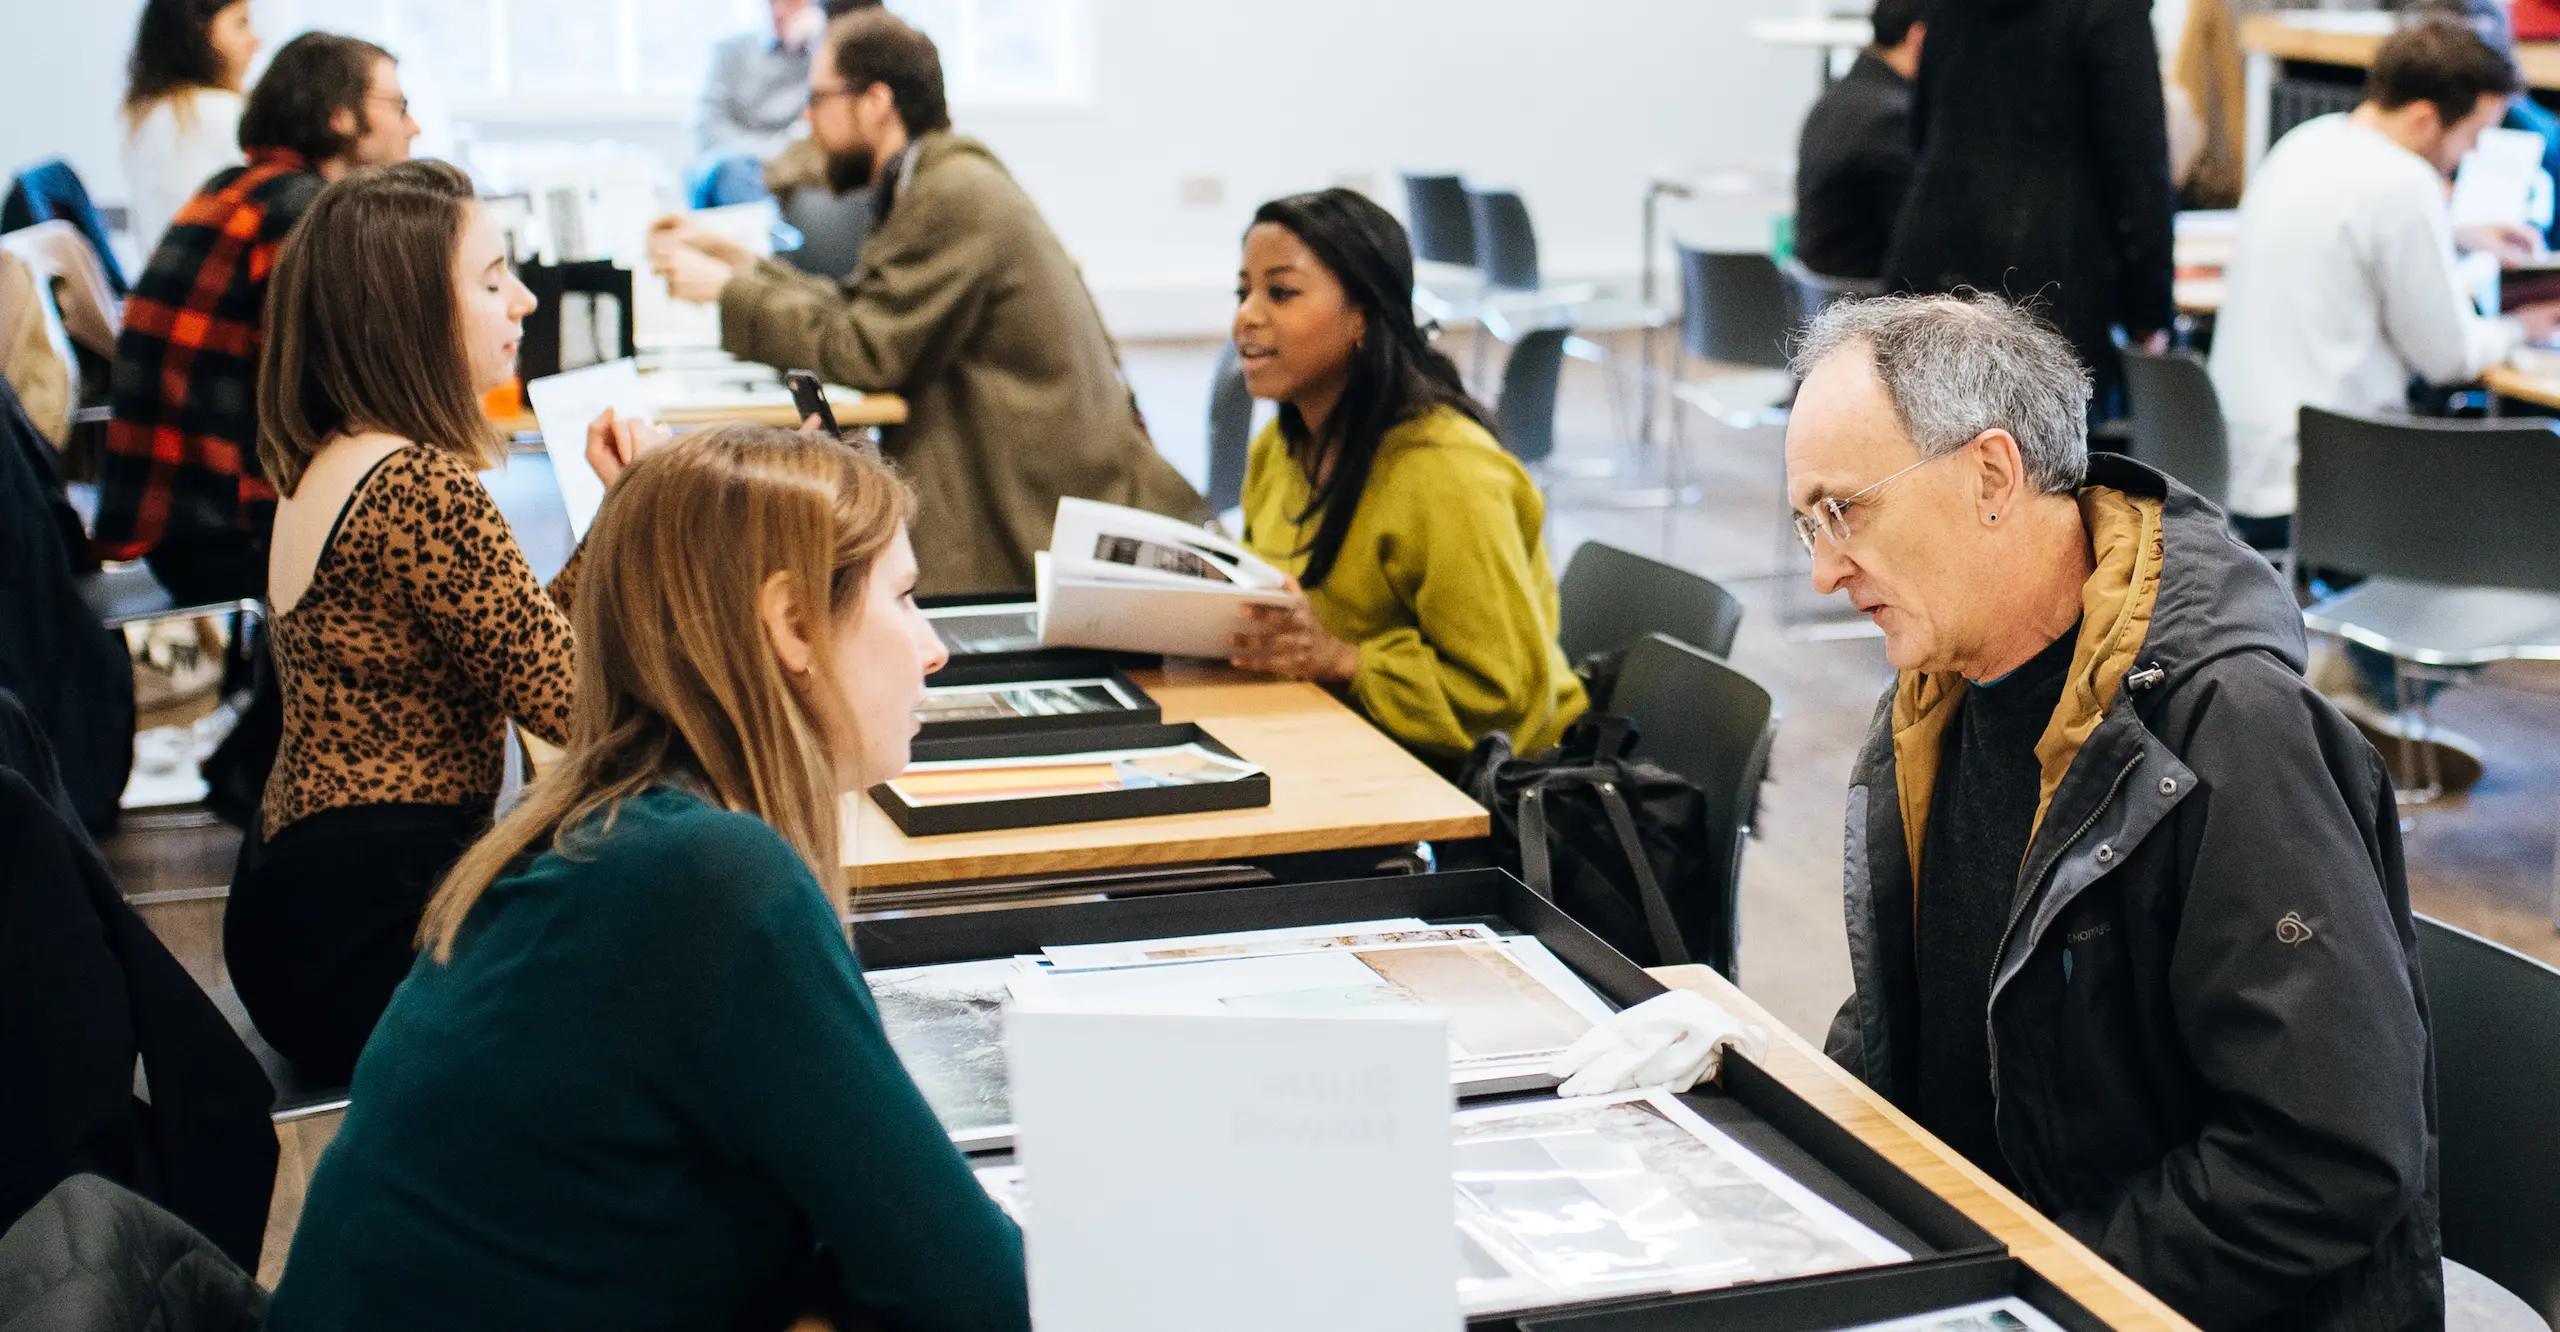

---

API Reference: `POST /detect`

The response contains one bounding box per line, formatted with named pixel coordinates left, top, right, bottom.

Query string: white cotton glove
left=1548, top=990, right=1769, bottom=1097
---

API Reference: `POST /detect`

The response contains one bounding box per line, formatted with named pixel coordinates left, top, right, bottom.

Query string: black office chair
left=2119, top=348, right=2230, bottom=507
left=1205, top=340, right=1253, bottom=514
left=2415, top=915, right=2560, bottom=1322
left=1493, top=327, right=1571, bottom=467
left=1466, top=188, right=1542, bottom=292
left=516, top=260, right=634, bottom=379
left=1676, top=246, right=1793, bottom=371
left=1604, top=633, right=1777, bottom=980
left=2296, top=408, right=2560, bottom=803
left=1556, top=540, right=1745, bottom=673
left=1400, top=173, right=1477, bottom=268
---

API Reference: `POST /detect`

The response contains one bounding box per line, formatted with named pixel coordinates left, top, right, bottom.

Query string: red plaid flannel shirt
left=91, top=148, right=324, bottom=561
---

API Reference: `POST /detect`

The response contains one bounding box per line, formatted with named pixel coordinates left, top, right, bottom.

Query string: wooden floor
left=102, top=329, right=2560, bottom=1284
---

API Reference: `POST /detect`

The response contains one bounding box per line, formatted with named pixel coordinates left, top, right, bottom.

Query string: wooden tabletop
left=2241, top=13, right=2560, bottom=90
left=843, top=662, right=1490, bottom=888
left=495, top=385, right=907, bottom=437
left=2484, top=364, right=2560, bottom=410
left=1648, top=964, right=2200, bottom=1332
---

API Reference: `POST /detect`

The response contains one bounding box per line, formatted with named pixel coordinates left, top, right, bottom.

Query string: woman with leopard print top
left=228, top=161, right=664, bottom=1084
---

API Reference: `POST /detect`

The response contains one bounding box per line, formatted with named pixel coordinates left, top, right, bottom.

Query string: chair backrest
left=1606, top=633, right=1778, bottom=979
left=2, top=159, right=127, bottom=296
left=1466, top=188, right=1540, bottom=291
left=1556, top=540, right=1746, bottom=666
left=1401, top=173, right=1477, bottom=268
left=1676, top=245, right=1793, bottom=371
left=2296, top=407, right=2560, bottom=593
left=1205, top=340, right=1254, bottom=512
left=2416, top=915, right=2560, bottom=1322
left=2118, top=349, right=2230, bottom=507
left=1778, top=255, right=1879, bottom=332
left=1494, top=327, right=1570, bottom=465
left=777, top=183, right=874, bottom=279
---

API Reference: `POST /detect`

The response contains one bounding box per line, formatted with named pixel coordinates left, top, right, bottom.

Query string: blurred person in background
left=121, top=0, right=259, bottom=257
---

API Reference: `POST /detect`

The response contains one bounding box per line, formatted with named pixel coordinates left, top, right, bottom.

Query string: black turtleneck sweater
left=1914, top=622, right=2079, bottom=1188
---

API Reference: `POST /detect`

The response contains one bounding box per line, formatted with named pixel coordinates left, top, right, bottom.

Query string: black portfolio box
left=1516, top=1253, right=2111, bottom=1332
left=916, top=651, right=1161, bottom=744
left=853, top=870, right=2017, bottom=1329
left=870, top=720, right=1269, bottom=836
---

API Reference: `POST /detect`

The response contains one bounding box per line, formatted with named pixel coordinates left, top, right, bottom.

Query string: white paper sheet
left=523, top=358, right=652, bottom=538
left=1038, top=918, right=1445, bottom=971
left=1826, top=1296, right=2069, bottom=1332
left=1005, top=1006, right=1458, bottom=1332
left=632, top=200, right=781, bottom=352
left=1038, top=497, right=1295, bottom=658
left=2453, top=126, right=2554, bottom=232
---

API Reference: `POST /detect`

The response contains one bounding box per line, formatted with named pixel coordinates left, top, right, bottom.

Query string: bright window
left=250, top=0, right=1092, bottom=120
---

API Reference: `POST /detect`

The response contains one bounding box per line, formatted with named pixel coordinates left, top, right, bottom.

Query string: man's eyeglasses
left=367, top=92, right=411, bottom=117
left=1789, top=446, right=1963, bottom=557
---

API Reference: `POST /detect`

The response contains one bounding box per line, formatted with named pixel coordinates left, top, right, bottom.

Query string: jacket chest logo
left=2275, top=911, right=2314, bottom=946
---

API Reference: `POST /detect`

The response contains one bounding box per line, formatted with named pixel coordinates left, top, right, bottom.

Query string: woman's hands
left=1227, top=577, right=1360, bottom=683
left=585, top=407, right=673, bottom=488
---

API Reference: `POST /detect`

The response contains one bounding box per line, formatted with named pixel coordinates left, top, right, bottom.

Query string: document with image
left=1037, top=498, right=1295, bottom=658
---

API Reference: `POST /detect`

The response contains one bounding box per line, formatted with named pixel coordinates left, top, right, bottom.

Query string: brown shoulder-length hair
left=419, top=425, right=914, bottom=961
left=256, top=159, right=499, bottom=496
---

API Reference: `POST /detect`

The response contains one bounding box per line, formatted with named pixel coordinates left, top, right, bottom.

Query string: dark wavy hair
left=1249, top=189, right=1492, bottom=588
left=124, top=0, right=238, bottom=118
left=238, top=31, right=392, bottom=163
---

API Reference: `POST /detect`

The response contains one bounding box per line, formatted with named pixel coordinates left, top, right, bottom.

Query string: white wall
left=0, top=0, right=1820, bottom=337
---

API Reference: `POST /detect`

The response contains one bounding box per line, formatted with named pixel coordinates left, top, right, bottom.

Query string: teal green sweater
left=266, top=787, right=1028, bottom=1331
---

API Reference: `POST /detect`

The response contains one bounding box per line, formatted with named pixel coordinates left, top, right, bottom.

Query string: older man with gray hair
left=1788, top=293, right=2439, bottom=1330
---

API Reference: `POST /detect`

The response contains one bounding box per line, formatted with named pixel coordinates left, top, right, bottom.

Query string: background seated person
left=689, top=0, right=824, bottom=208
left=228, top=161, right=658, bottom=1084
left=93, top=31, right=415, bottom=606
left=119, top=0, right=258, bottom=258
left=265, top=427, right=1028, bottom=1332
left=1225, top=189, right=1587, bottom=768
left=652, top=10, right=1202, bottom=596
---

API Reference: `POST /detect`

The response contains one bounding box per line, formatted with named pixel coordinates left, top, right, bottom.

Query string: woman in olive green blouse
left=266, top=426, right=1026, bottom=1331
left=1227, top=188, right=1587, bottom=763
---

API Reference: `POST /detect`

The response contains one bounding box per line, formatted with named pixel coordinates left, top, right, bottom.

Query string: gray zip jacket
left=1825, top=455, right=2440, bottom=1331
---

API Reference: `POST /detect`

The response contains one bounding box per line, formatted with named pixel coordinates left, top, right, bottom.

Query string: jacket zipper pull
left=2125, top=661, right=2166, bottom=691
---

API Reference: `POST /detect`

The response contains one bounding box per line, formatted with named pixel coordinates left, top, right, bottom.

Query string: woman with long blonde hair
left=267, top=425, right=1027, bottom=1330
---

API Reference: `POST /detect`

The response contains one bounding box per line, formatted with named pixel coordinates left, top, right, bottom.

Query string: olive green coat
left=719, top=131, right=1203, bottom=595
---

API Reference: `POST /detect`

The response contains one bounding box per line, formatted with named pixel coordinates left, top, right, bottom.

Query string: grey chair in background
left=2118, top=348, right=2230, bottom=507
left=1668, top=244, right=1794, bottom=428
left=1400, top=173, right=1477, bottom=268
left=1778, top=255, right=1881, bottom=331
left=2295, top=406, right=2560, bottom=808
left=1493, top=327, right=1571, bottom=468
left=1556, top=539, right=1745, bottom=675
left=776, top=183, right=874, bottom=280
left=1466, top=187, right=1544, bottom=293
left=2415, top=915, right=2560, bottom=1324
left=1605, top=632, right=1778, bottom=980
left=1205, top=340, right=1253, bottom=515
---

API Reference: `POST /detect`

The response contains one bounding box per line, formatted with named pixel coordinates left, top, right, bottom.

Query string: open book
left=1037, top=498, right=1295, bottom=658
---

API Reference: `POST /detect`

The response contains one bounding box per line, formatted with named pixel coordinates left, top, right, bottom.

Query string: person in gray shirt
left=689, top=0, right=826, bottom=205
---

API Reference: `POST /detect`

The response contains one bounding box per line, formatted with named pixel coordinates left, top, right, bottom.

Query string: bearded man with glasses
left=1789, top=293, right=2440, bottom=1330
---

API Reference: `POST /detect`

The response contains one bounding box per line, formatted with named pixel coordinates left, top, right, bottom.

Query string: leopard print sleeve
left=381, top=448, right=577, bottom=748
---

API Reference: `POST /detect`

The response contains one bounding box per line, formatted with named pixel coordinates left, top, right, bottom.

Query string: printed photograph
left=1452, top=1095, right=1903, bottom=1297
left=888, top=744, right=1261, bottom=807
left=920, top=606, right=1042, bottom=655
left=868, top=959, right=1019, bottom=1142
left=917, top=678, right=1135, bottom=724
left=1092, top=533, right=1236, bottom=583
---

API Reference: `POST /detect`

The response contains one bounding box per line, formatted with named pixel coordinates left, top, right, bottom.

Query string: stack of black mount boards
left=883, top=595, right=1265, bottom=835
left=852, top=868, right=2117, bottom=1330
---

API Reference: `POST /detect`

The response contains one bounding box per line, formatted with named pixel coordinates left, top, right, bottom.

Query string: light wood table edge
left=847, top=808, right=1489, bottom=889
left=2240, top=14, right=2560, bottom=90
left=1646, top=964, right=2199, bottom=1332
left=2483, top=364, right=2560, bottom=411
